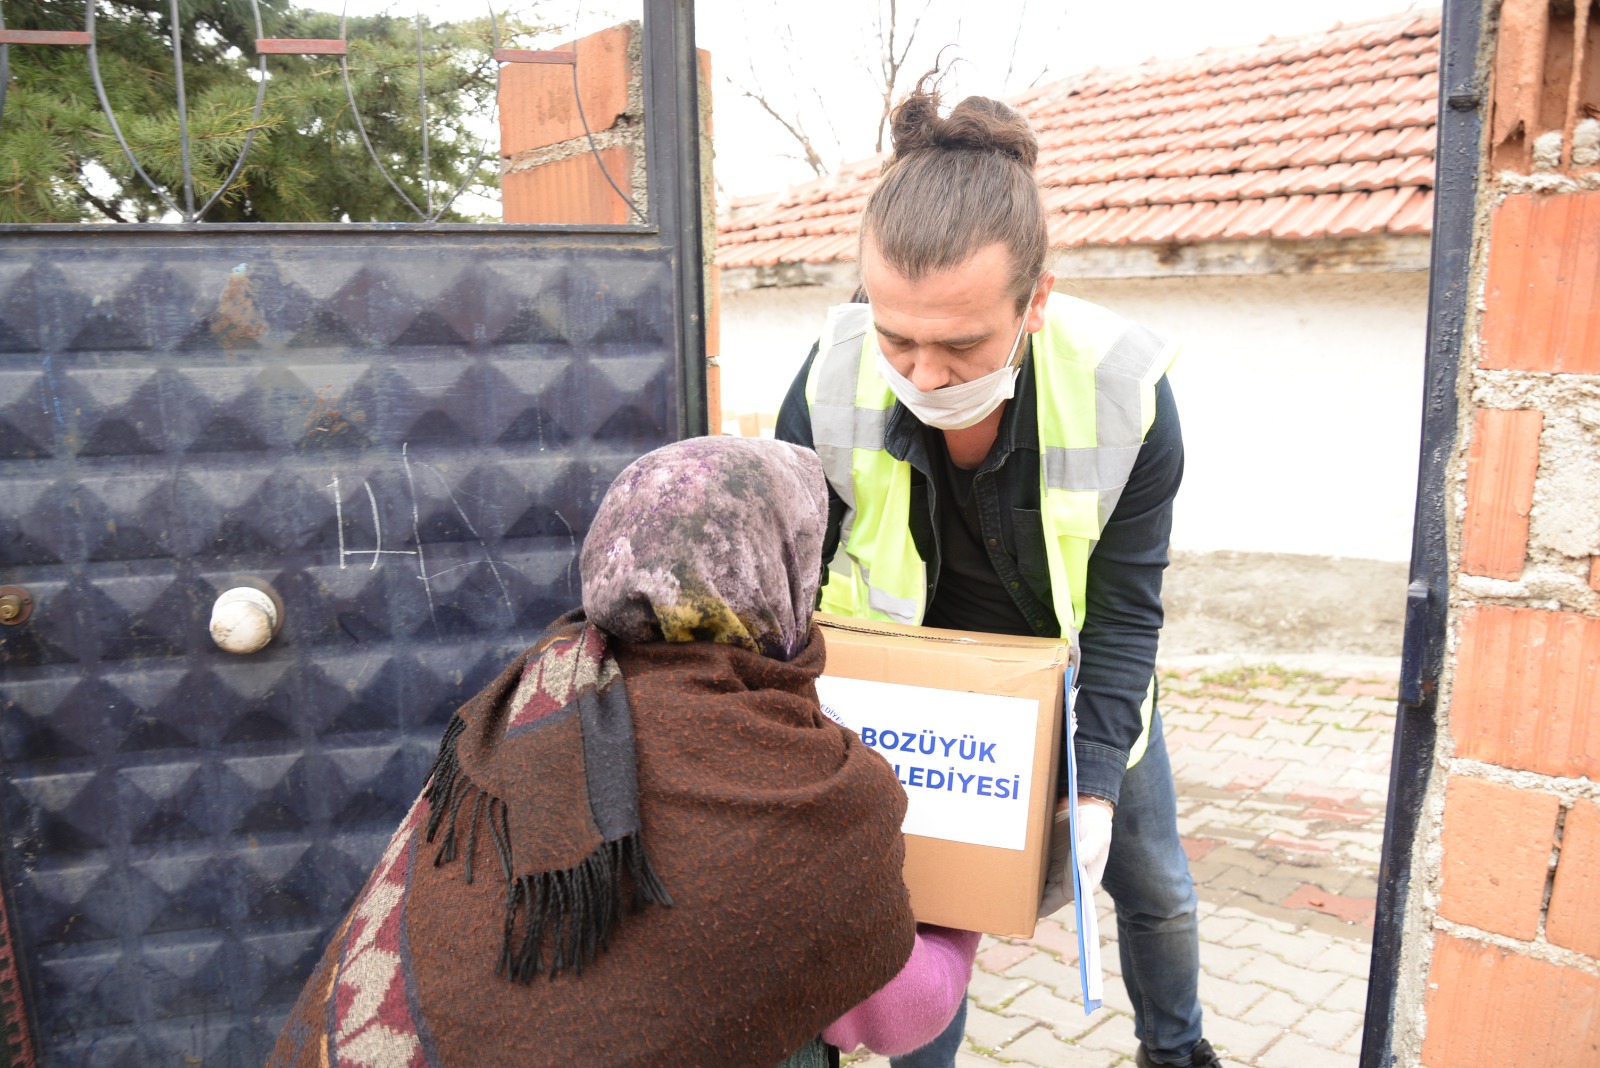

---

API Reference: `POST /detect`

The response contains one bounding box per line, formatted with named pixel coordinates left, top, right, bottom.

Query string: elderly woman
left=269, top=436, right=977, bottom=1068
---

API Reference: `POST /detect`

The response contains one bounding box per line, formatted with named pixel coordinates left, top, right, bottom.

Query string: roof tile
left=716, top=10, right=1440, bottom=267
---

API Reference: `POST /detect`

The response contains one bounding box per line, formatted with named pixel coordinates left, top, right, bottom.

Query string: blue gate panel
left=0, top=232, right=685, bottom=1066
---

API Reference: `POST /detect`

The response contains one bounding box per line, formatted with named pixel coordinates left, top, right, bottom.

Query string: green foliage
left=0, top=0, right=551, bottom=222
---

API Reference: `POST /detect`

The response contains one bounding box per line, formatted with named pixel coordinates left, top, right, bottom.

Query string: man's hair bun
left=886, top=72, right=1038, bottom=171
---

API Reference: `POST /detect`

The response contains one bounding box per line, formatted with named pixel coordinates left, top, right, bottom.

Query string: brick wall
left=498, top=23, right=646, bottom=225
left=497, top=24, right=719, bottom=432
left=1409, top=1, right=1600, bottom=1064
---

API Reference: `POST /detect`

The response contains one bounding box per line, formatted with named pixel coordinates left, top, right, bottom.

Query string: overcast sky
left=313, top=0, right=1435, bottom=198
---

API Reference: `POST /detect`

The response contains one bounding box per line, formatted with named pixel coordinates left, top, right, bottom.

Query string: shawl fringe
left=421, top=714, right=671, bottom=982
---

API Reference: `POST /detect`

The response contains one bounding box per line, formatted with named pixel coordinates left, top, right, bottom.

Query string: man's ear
left=1026, top=271, right=1056, bottom=333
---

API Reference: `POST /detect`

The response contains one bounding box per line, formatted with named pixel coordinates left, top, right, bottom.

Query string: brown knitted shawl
left=269, top=618, right=915, bottom=1068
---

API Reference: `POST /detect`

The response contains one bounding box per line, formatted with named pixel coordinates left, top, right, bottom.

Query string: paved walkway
left=848, top=658, right=1400, bottom=1068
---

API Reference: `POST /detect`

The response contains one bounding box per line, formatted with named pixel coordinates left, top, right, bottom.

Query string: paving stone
left=1251, top=720, right=1323, bottom=746
left=968, top=968, right=1036, bottom=1010
left=1306, top=941, right=1375, bottom=979
left=955, top=1052, right=1009, bottom=1068
left=1067, top=1012, right=1137, bottom=1054
left=1169, top=748, right=1229, bottom=775
left=1165, top=727, right=1217, bottom=751
left=1240, top=989, right=1309, bottom=1029
left=1280, top=883, right=1377, bottom=926
left=1320, top=977, right=1370, bottom=1014
left=1096, top=973, right=1136, bottom=1018
left=1217, top=918, right=1299, bottom=953
left=1293, top=1007, right=1364, bottom=1048
left=1209, top=735, right=1281, bottom=759
left=1027, top=920, right=1082, bottom=963
left=1236, top=795, right=1311, bottom=815
left=1204, top=696, right=1262, bottom=718
left=1205, top=1016, right=1288, bottom=1061
left=1293, top=690, right=1355, bottom=709
left=997, top=1025, right=1122, bottom=1067
left=1006, top=950, right=1083, bottom=994
left=980, top=940, right=1040, bottom=973
left=1287, top=784, right=1365, bottom=806
left=1291, top=710, right=1355, bottom=733
left=964, top=1003, right=1036, bottom=1051
left=1005, top=986, right=1106, bottom=1039
left=1200, top=973, right=1270, bottom=1017
left=1252, top=701, right=1310, bottom=720
left=1249, top=957, right=1350, bottom=1003
left=1199, top=941, right=1264, bottom=981
left=1257, top=1030, right=1358, bottom=1068
left=1164, top=707, right=1218, bottom=730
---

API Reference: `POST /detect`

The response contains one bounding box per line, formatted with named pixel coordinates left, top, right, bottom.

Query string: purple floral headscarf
left=581, top=436, right=828, bottom=659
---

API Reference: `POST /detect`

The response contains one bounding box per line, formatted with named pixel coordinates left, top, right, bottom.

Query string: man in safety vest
left=774, top=80, right=1216, bottom=1068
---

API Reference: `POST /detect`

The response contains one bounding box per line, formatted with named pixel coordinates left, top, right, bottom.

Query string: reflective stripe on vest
left=806, top=292, right=1177, bottom=768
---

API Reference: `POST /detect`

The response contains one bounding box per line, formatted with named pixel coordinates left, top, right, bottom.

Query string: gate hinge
left=1399, top=580, right=1432, bottom=708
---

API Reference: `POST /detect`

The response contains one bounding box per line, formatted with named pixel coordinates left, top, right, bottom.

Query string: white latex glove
left=1037, top=795, right=1115, bottom=919
left=1074, top=797, right=1114, bottom=889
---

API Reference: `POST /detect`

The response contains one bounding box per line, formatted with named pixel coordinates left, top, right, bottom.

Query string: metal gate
left=1359, top=0, right=1481, bottom=1063
left=0, top=2, right=706, bottom=1064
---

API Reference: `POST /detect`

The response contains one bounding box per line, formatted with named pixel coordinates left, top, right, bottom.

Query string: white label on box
left=815, top=674, right=1039, bottom=851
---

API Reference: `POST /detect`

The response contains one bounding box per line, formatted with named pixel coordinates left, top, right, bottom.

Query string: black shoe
left=1136, top=1038, right=1222, bottom=1068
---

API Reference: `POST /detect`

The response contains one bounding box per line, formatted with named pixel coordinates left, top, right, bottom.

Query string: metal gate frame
left=1360, top=0, right=1484, bottom=1063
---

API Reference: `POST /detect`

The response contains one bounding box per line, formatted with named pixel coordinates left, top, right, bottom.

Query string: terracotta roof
left=716, top=11, right=1439, bottom=270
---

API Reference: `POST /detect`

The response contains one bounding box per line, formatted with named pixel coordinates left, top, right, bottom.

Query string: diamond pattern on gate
left=0, top=238, right=679, bottom=1066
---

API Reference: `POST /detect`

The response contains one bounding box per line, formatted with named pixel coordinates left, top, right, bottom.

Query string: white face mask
left=875, top=313, right=1030, bottom=431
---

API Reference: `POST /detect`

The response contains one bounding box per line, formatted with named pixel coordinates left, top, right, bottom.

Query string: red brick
left=499, top=23, right=634, bottom=156
left=705, top=263, right=721, bottom=359
left=500, top=147, right=635, bottom=226
left=1548, top=799, right=1600, bottom=957
left=1487, top=0, right=1555, bottom=173
left=1281, top=883, right=1376, bottom=925
left=1437, top=776, right=1559, bottom=940
left=1460, top=409, right=1543, bottom=580
left=1481, top=191, right=1600, bottom=374
left=1423, top=934, right=1600, bottom=1068
left=1453, top=605, right=1600, bottom=779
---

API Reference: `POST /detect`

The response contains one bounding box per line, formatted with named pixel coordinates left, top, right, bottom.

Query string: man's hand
left=1037, top=795, right=1115, bottom=919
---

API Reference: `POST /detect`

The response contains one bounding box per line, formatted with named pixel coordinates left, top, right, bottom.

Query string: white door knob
left=210, top=586, right=281, bottom=654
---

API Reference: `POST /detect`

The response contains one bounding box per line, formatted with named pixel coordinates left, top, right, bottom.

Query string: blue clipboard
left=1063, top=663, right=1104, bottom=1013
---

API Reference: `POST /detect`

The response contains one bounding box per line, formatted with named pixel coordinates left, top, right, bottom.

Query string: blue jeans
left=891, top=708, right=1202, bottom=1067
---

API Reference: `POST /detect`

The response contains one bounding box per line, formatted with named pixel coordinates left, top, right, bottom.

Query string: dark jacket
left=775, top=340, right=1184, bottom=805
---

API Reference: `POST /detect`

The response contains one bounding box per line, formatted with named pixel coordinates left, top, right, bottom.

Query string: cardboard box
left=813, top=613, right=1068, bottom=937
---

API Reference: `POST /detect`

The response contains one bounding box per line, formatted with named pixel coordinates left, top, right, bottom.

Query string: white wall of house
left=718, top=282, right=858, bottom=421
left=717, top=269, right=1429, bottom=563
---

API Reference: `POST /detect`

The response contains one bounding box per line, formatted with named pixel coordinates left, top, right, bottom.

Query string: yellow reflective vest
left=804, top=292, right=1178, bottom=768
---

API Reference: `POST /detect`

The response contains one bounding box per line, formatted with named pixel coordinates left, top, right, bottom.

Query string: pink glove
left=823, top=924, right=981, bottom=1055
